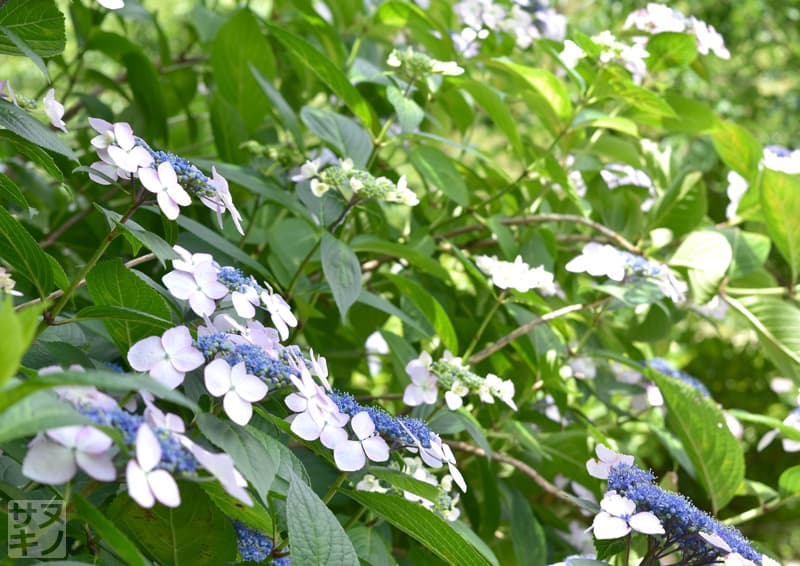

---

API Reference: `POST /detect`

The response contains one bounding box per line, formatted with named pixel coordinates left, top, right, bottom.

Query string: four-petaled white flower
left=592, top=491, right=664, bottom=539
left=291, top=158, right=322, bottom=183
left=97, top=0, right=125, bottom=8
left=126, top=425, right=180, bottom=508
left=23, top=426, right=115, bottom=484
left=444, top=380, right=469, bottom=410
left=172, top=244, right=215, bottom=272
left=204, top=359, right=268, bottom=426
left=333, top=411, right=390, bottom=471
left=412, top=433, right=467, bottom=493
left=260, top=286, right=298, bottom=340
left=43, top=89, right=67, bottom=133
left=481, top=373, right=518, bottom=411
left=105, top=122, right=154, bottom=173
left=285, top=361, right=348, bottom=449
left=565, top=243, right=628, bottom=282
left=586, top=444, right=635, bottom=480
left=139, top=162, right=192, bottom=220
left=355, top=474, right=389, bottom=493
left=475, top=255, right=556, bottom=293
left=560, top=40, right=587, bottom=68
left=163, top=262, right=228, bottom=316
left=127, top=325, right=205, bottom=388
left=231, top=283, right=260, bottom=319
left=403, top=351, right=438, bottom=406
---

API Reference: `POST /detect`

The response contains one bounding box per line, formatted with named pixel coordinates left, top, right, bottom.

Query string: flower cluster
left=726, top=145, right=800, bottom=220
left=403, top=351, right=517, bottom=412
left=565, top=242, right=687, bottom=302
left=292, top=157, right=418, bottom=206
left=451, top=0, right=566, bottom=55
left=357, top=456, right=462, bottom=521
left=475, top=254, right=557, bottom=294
left=586, top=446, right=779, bottom=566
left=561, top=32, right=650, bottom=85
left=0, top=266, right=22, bottom=296
left=386, top=47, right=464, bottom=78
left=86, top=119, right=243, bottom=233
left=233, top=521, right=290, bottom=565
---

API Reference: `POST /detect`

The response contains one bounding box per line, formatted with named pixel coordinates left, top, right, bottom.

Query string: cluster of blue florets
left=608, top=464, right=760, bottom=563
left=195, top=333, right=299, bottom=386
left=79, top=405, right=197, bottom=474
left=217, top=266, right=261, bottom=294
left=142, top=143, right=217, bottom=199
left=647, top=358, right=711, bottom=398
left=233, top=521, right=290, bottom=564
left=328, top=390, right=433, bottom=448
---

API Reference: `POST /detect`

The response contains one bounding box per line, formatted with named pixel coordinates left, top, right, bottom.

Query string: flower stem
left=322, top=472, right=347, bottom=504
left=462, top=290, right=507, bottom=360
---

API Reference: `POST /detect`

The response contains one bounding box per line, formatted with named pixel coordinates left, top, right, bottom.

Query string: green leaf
left=727, top=409, right=800, bottom=442
left=386, top=85, right=425, bottom=135
left=300, top=106, right=372, bottom=168
left=367, top=466, right=441, bottom=502
left=107, top=483, right=237, bottom=566
left=321, top=232, right=362, bottom=320
left=196, top=414, right=278, bottom=505
left=510, top=494, right=546, bottom=566
left=651, top=172, right=707, bottom=238
left=350, top=235, right=448, bottom=281
left=0, top=172, right=28, bottom=208
left=384, top=274, right=458, bottom=353
left=722, top=229, right=771, bottom=280
left=779, top=466, right=800, bottom=494
left=357, top=290, right=429, bottom=335
left=670, top=231, right=732, bottom=304
left=409, top=145, right=469, bottom=206
left=0, top=205, right=54, bottom=298
left=123, top=51, right=167, bottom=142
left=610, top=81, right=677, bottom=117
left=647, top=370, right=745, bottom=513
left=492, top=60, right=572, bottom=120
left=0, top=24, right=49, bottom=80
left=266, top=22, right=378, bottom=133
left=0, top=297, right=43, bottom=387
left=0, top=99, right=76, bottom=159
left=455, top=78, right=525, bottom=158
left=0, top=0, right=65, bottom=58
left=287, top=477, right=360, bottom=566
left=645, top=32, right=698, bottom=70
left=0, top=390, right=88, bottom=443
left=96, top=205, right=178, bottom=266
left=251, top=64, right=304, bottom=147
left=574, top=111, right=639, bottom=138
left=85, top=259, right=173, bottom=353
left=0, top=129, right=64, bottom=180
left=760, top=168, right=800, bottom=285
left=347, top=525, right=392, bottom=566
left=595, top=538, right=626, bottom=561
left=711, top=121, right=762, bottom=180
left=211, top=9, right=276, bottom=128
left=200, top=481, right=273, bottom=536
left=72, top=494, right=149, bottom=566
left=344, top=491, right=489, bottom=566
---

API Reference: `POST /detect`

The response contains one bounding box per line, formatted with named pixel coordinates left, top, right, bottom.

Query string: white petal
left=232, top=292, right=256, bottom=319
left=157, top=191, right=180, bottom=220
left=223, top=392, right=253, bottom=426
left=74, top=426, right=113, bottom=453
left=586, top=459, right=610, bottom=480
left=188, top=291, right=217, bottom=316
left=162, top=270, right=197, bottom=300
left=592, top=512, right=631, bottom=539
left=148, top=359, right=185, bottom=389
left=89, top=117, right=112, bottom=133
left=290, top=411, right=323, bottom=441
left=596, top=444, right=618, bottom=463
left=320, top=424, right=348, bottom=449
left=334, top=440, right=367, bottom=471
left=107, top=145, right=138, bottom=173
left=135, top=425, right=162, bottom=472
left=158, top=162, right=178, bottom=186
left=204, top=359, right=232, bottom=397
left=128, top=336, right=166, bottom=371
left=449, top=463, right=467, bottom=492
left=126, top=459, right=155, bottom=508
left=757, top=429, right=779, bottom=452
left=403, top=384, right=425, bottom=406
left=22, top=437, right=77, bottom=484
left=169, top=346, right=205, bottom=373
left=148, top=469, right=181, bottom=507
left=629, top=512, right=664, bottom=535
left=76, top=451, right=116, bottom=481
left=285, top=392, right=308, bottom=413
left=162, top=325, right=193, bottom=352
left=362, top=436, right=390, bottom=462
left=351, top=411, right=376, bottom=440
left=45, top=425, right=81, bottom=447
left=113, top=123, right=135, bottom=150
left=445, top=391, right=464, bottom=410
left=232, top=372, right=268, bottom=403
left=138, top=167, right=162, bottom=194
left=601, top=492, right=636, bottom=517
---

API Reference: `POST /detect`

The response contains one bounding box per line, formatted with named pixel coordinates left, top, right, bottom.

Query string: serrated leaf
left=670, top=231, right=732, bottom=304
left=760, top=168, right=800, bottom=285
left=0, top=0, right=65, bottom=58
left=0, top=130, right=64, bottom=180
left=646, top=32, right=698, bottom=70
left=610, top=81, right=676, bottom=117
left=95, top=205, right=178, bottom=266
left=0, top=205, right=54, bottom=298
left=287, top=477, right=360, bottom=566
left=300, top=106, right=372, bottom=168
left=347, top=525, right=392, bottom=566
left=0, top=24, right=49, bottom=80
left=0, top=99, right=76, bottom=159
left=345, top=491, right=489, bottom=565
left=722, top=229, right=771, bottom=280
left=648, top=370, right=745, bottom=512
left=321, top=232, right=362, bottom=320
left=492, top=60, right=571, bottom=120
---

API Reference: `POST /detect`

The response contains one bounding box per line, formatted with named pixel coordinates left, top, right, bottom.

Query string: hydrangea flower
left=333, top=411, right=390, bottom=471
left=285, top=361, right=349, bottom=449
left=204, top=359, right=269, bottom=426
left=105, top=122, right=154, bottom=174
left=163, top=262, right=228, bottom=316
left=475, top=255, right=556, bottom=293
left=403, top=352, right=439, bottom=406
left=139, top=162, right=192, bottom=220
left=127, top=326, right=205, bottom=388
left=592, top=491, right=664, bottom=539
left=260, top=286, right=298, bottom=341
left=0, top=266, right=22, bottom=296
left=43, top=89, right=67, bottom=133
left=565, top=243, right=628, bottom=282
left=586, top=444, right=635, bottom=480
left=126, top=425, right=181, bottom=508
left=22, top=426, right=116, bottom=484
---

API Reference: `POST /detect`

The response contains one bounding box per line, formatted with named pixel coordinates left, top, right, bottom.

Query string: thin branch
left=436, top=213, right=640, bottom=254
left=14, top=253, right=157, bottom=311
left=467, top=299, right=607, bottom=364
left=446, top=440, right=584, bottom=510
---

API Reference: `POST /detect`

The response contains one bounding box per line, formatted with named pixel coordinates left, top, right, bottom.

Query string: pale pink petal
left=45, top=425, right=81, bottom=447
left=158, top=162, right=178, bottom=187
left=290, top=411, right=323, bottom=441
left=76, top=451, right=116, bottom=481
left=169, top=347, right=205, bottom=373
left=129, top=146, right=154, bottom=169
left=595, top=444, right=618, bottom=463
left=586, top=459, right=610, bottom=480
left=195, top=264, right=228, bottom=299
left=204, top=359, right=232, bottom=397
left=629, top=511, right=665, bottom=535
left=135, top=425, right=162, bottom=472
left=138, top=167, right=161, bottom=194
left=232, top=292, right=256, bottom=319
left=107, top=145, right=138, bottom=173
left=189, top=291, right=217, bottom=316
left=162, top=271, right=197, bottom=300
left=449, top=463, right=467, bottom=492
left=163, top=326, right=193, bottom=352
left=148, top=469, right=181, bottom=507
left=601, top=493, right=636, bottom=517
left=22, top=437, right=77, bottom=484
left=422, top=386, right=438, bottom=405
left=757, top=429, right=779, bottom=452
left=148, top=359, right=185, bottom=389
left=285, top=392, right=307, bottom=413
left=232, top=372, right=268, bottom=402
left=351, top=411, right=376, bottom=440
left=223, top=392, right=253, bottom=426
left=334, top=440, right=366, bottom=471
left=592, top=512, right=630, bottom=539
left=126, top=460, right=155, bottom=508
left=113, top=123, right=135, bottom=150
left=167, top=184, right=192, bottom=207
left=403, top=385, right=425, bottom=406
left=128, top=336, right=166, bottom=372
left=320, top=424, right=348, bottom=449
left=362, top=436, right=390, bottom=462
left=89, top=117, right=112, bottom=134
left=74, top=427, right=113, bottom=453
left=157, top=192, right=180, bottom=220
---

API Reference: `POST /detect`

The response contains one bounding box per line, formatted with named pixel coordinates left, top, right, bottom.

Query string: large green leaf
left=344, top=491, right=489, bottom=566
left=321, top=232, right=362, bottom=320
left=722, top=229, right=771, bottom=280
left=455, top=78, right=525, bottom=158
left=0, top=0, right=65, bottom=57
left=651, top=172, right=707, bottom=238
left=645, top=32, right=698, bottom=70
left=0, top=297, right=42, bottom=387
left=196, top=414, right=278, bottom=505
left=287, top=477, right=360, bottom=566
left=85, top=259, right=173, bottom=353
left=107, top=483, right=237, bottom=566
left=386, top=85, right=424, bottom=135
left=670, top=231, right=732, bottom=304
left=350, top=235, right=449, bottom=281
left=760, top=168, right=800, bottom=285
left=0, top=99, right=76, bottom=160
left=0, top=205, right=54, bottom=298
left=648, top=371, right=745, bottom=512
left=0, top=172, right=28, bottom=208
left=711, top=121, right=762, bottom=180
left=384, top=274, right=458, bottom=353
left=0, top=391, right=88, bottom=443
left=409, top=145, right=469, bottom=206
left=300, top=106, right=372, bottom=168
left=492, top=60, right=572, bottom=120
left=266, top=23, right=378, bottom=133
left=510, top=494, right=546, bottom=566
left=72, top=494, right=149, bottom=566
left=347, top=525, right=392, bottom=566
